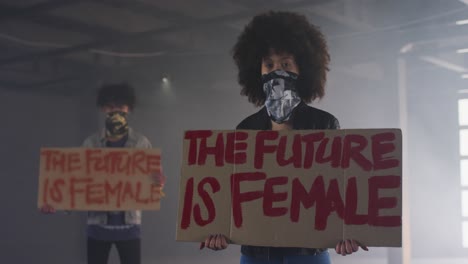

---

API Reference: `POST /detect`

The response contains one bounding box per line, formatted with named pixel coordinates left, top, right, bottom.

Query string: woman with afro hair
left=202, top=11, right=368, bottom=264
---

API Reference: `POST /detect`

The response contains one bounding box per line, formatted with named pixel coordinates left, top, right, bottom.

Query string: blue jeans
left=87, top=237, right=140, bottom=264
left=240, top=251, right=331, bottom=264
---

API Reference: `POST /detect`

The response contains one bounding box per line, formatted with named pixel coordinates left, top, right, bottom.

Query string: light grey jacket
left=82, top=128, right=152, bottom=225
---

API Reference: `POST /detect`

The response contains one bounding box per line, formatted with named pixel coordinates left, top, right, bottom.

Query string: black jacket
left=236, top=101, right=340, bottom=258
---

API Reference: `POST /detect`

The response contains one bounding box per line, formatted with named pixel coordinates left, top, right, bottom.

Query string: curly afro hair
left=96, top=82, right=136, bottom=110
left=232, top=11, right=330, bottom=106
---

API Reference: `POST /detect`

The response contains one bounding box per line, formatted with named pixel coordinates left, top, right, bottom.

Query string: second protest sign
left=37, top=148, right=163, bottom=211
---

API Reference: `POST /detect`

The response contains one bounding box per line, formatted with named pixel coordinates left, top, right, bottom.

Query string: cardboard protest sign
left=176, top=129, right=402, bottom=248
left=37, top=148, right=163, bottom=211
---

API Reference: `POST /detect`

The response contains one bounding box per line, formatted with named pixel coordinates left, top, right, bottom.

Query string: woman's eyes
left=263, top=60, right=295, bottom=70
left=265, top=63, right=274, bottom=69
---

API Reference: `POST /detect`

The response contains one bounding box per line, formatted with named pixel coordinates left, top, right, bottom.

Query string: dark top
left=237, top=102, right=340, bottom=258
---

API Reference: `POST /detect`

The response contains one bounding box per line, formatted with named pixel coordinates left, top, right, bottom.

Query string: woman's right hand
left=200, top=234, right=228, bottom=251
left=40, top=204, right=56, bottom=214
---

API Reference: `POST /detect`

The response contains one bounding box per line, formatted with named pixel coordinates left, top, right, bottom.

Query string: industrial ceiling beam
left=0, top=0, right=78, bottom=20
left=0, top=0, right=329, bottom=67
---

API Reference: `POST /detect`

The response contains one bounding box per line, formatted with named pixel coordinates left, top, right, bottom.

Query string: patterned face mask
left=105, top=111, right=129, bottom=138
left=262, top=70, right=301, bottom=124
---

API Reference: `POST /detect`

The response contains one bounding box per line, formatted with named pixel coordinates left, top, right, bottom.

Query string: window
left=459, top=98, right=468, bottom=248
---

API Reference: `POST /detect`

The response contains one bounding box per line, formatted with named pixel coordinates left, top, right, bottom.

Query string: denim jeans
left=87, top=237, right=140, bottom=264
left=240, top=250, right=331, bottom=264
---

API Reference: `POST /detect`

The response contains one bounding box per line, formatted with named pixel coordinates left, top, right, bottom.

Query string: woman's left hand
left=335, top=239, right=368, bottom=256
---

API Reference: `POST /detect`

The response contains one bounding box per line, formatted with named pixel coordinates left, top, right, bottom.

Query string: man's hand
left=40, top=204, right=56, bottom=214
left=150, top=168, right=166, bottom=186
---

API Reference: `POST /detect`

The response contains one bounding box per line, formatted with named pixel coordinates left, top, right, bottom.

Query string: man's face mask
left=105, top=111, right=129, bottom=138
left=262, top=70, right=301, bottom=124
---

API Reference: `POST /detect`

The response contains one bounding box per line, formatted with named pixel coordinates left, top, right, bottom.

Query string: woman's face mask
left=262, top=69, right=301, bottom=124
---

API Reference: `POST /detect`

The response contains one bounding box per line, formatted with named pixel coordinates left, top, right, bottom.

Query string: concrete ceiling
left=0, top=0, right=467, bottom=94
